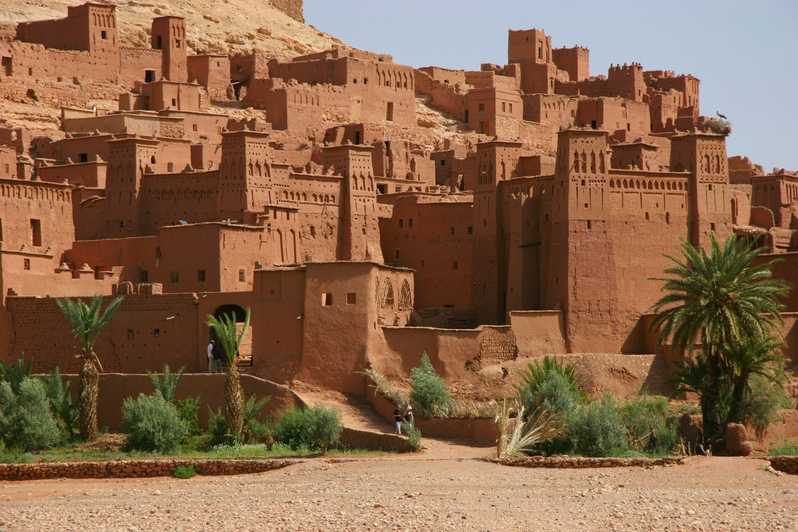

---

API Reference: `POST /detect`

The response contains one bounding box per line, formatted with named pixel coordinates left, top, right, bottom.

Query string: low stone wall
left=340, top=428, right=414, bottom=453
left=496, top=456, right=685, bottom=469
left=770, top=456, right=798, bottom=475
left=0, top=459, right=294, bottom=481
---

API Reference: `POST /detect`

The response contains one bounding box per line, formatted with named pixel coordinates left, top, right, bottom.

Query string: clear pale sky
left=304, top=0, right=797, bottom=172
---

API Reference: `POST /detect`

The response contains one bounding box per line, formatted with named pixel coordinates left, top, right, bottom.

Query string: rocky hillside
left=0, top=0, right=342, bottom=59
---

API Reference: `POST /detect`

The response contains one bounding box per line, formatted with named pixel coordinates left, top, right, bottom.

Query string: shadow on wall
left=55, top=373, right=305, bottom=432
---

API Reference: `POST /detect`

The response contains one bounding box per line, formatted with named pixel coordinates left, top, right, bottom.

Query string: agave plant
left=207, top=308, right=251, bottom=441
left=56, top=296, right=124, bottom=441
left=495, top=400, right=561, bottom=459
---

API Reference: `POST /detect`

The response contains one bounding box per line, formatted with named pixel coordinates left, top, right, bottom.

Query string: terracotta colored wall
left=509, top=310, right=566, bottom=356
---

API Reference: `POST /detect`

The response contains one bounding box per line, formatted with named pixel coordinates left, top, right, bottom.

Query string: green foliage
left=518, top=357, right=584, bottom=417
left=0, top=357, right=33, bottom=392
left=206, top=309, right=251, bottom=364
left=42, top=368, right=79, bottom=440
left=619, top=396, right=679, bottom=455
left=121, top=393, right=188, bottom=453
left=176, top=398, right=201, bottom=436
left=362, top=367, right=407, bottom=408
left=401, top=421, right=422, bottom=451
left=148, top=365, right=185, bottom=404
left=242, top=394, right=271, bottom=443
left=207, top=394, right=272, bottom=446
left=567, top=395, right=628, bottom=457
left=56, top=296, right=124, bottom=357
left=651, top=234, right=788, bottom=448
left=741, top=374, right=792, bottom=438
left=0, top=378, right=65, bottom=451
left=172, top=465, right=197, bottom=479
left=409, top=353, right=453, bottom=418
left=274, top=407, right=342, bottom=452
left=495, top=402, right=562, bottom=459
left=769, top=440, right=798, bottom=456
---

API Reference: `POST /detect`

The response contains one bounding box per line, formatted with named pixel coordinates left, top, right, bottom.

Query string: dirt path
left=1, top=456, right=796, bottom=531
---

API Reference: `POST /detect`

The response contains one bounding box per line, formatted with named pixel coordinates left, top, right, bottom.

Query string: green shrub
left=121, top=393, right=188, bottom=453
left=176, top=397, right=201, bottom=436
left=207, top=394, right=272, bottom=446
left=769, top=440, right=798, bottom=456
left=274, top=407, right=342, bottom=452
left=741, top=374, right=793, bottom=437
left=173, top=465, right=197, bottom=479
left=401, top=421, right=422, bottom=451
left=518, top=357, right=584, bottom=416
left=567, top=394, right=628, bottom=457
left=0, top=378, right=65, bottom=451
left=410, top=353, right=453, bottom=418
left=0, top=357, right=33, bottom=392
left=148, top=365, right=184, bottom=404
left=42, top=368, right=79, bottom=440
left=620, top=396, right=678, bottom=455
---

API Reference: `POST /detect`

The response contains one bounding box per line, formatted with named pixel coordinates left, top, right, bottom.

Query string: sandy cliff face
left=0, top=0, right=341, bottom=58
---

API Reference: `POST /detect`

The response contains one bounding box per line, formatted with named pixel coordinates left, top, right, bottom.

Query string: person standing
left=404, top=404, right=414, bottom=427
left=207, top=339, right=216, bottom=373
left=393, top=407, right=403, bottom=435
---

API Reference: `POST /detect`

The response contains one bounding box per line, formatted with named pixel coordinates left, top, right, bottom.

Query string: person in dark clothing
left=212, top=341, right=226, bottom=372
left=393, top=408, right=403, bottom=435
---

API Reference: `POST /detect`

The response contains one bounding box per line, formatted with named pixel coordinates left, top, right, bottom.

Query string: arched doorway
left=211, top=304, right=253, bottom=367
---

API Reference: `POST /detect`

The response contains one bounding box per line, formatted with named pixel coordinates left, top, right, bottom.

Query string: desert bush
left=402, top=421, right=422, bottom=451
left=208, top=394, right=271, bottom=446
left=410, top=353, right=453, bottom=417
left=362, top=367, right=407, bottom=407
left=518, top=357, right=584, bottom=416
left=176, top=397, right=201, bottom=436
left=173, top=465, right=197, bottom=479
left=620, top=396, right=679, bottom=455
left=0, top=378, right=65, bottom=451
left=148, top=365, right=184, bottom=404
left=741, top=374, right=793, bottom=438
left=567, top=394, right=628, bottom=457
left=495, top=400, right=561, bottom=459
left=274, top=407, right=342, bottom=452
left=0, top=357, right=33, bottom=392
left=121, top=393, right=188, bottom=453
left=42, top=368, right=79, bottom=440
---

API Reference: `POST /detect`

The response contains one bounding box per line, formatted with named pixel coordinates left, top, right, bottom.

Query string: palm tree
left=651, top=233, right=787, bottom=448
left=56, top=295, right=124, bottom=441
left=207, top=308, right=251, bottom=441
left=723, top=334, right=785, bottom=425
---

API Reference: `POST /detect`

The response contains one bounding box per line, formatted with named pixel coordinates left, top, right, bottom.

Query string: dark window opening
left=198, top=270, right=206, bottom=282
left=140, top=270, right=149, bottom=282
left=30, top=219, right=42, bottom=246
left=155, top=35, right=163, bottom=49
left=101, top=30, right=107, bottom=39
left=386, top=102, right=394, bottom=122
left=239, top=269, right=246, bottom=282
left=346, top=293, right=357, bottom=305
left=354, top=131, right=361, bottom=144
left=170, top=271, right=179, bottom=283
left=79, top=153, right=88, bottom=163
left=322, top=293, right=333, bottom=306
left=171, top=98, right=177, bottom=107
left=23, top=258, right=31, bottom=270
left=175, top=39, right=181, bottom=48
left=145, top=69, right=156, bottom=83
left=2, top=57, right=11, bottom=76
left=590, top=120, right=598, bottom=129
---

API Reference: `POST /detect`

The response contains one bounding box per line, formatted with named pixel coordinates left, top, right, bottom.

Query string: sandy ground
left=0, top=455, right=796, bottom=531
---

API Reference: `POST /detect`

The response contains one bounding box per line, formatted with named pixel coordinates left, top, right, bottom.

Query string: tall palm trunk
left=79, top=353, right=100, bottom=441
left=727, top=371, right=749, bottom=425
left=225, top=360, right=244, bottom=440
left=702, top=353, right=724, bottom=451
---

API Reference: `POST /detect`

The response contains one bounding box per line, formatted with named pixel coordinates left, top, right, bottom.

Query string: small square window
left=467, top=226, right=474, bottom=235
left=23, top=258, right=31, bottom=270
left=197, top=270, right=206, bottom=282
left=346, top=293, right=357, bottom=305
left=239, top=269, right=246, bottom=282
left=170, top=272, right=179, bottom=283
left=322, top=292, right=333, bottom=306
left=79, top=153, right=88, bottom=163
left=101, top=30, right=107, bottom=40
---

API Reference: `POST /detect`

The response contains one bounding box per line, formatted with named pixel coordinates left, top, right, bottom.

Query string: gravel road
left=0, top=456, right=796, bottom=531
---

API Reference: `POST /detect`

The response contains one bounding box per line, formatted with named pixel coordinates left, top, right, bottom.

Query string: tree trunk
left=727, top=373, right=749, bottom=425
left=225, top=359, right=244, bottom=440
left=702, top=355, right=725, bottom=452
left=79, top=354, right=99, bottom=441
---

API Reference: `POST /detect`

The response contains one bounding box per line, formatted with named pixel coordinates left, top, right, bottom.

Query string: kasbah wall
left=0, top=3, right=796, bottom=406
